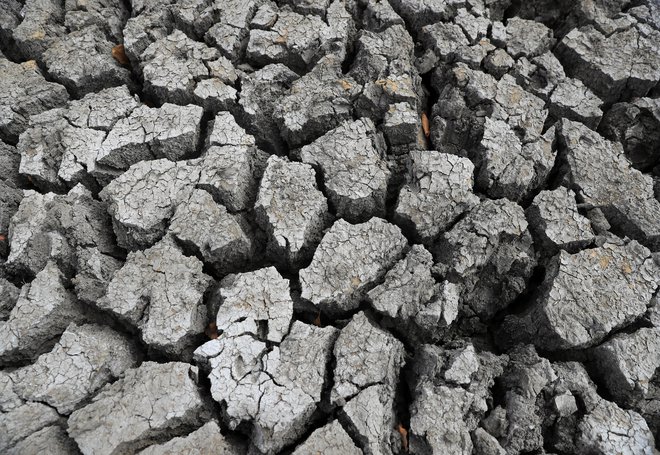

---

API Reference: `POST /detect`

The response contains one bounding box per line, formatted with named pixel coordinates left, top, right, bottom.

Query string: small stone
left=553, top=392, right=578, bottom=417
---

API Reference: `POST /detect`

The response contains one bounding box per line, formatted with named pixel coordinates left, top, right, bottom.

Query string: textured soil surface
left=1, top=0, right=660, bottom=454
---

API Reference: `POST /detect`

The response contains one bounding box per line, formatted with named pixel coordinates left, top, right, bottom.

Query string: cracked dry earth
left=2, top=1, right=660, bottom=455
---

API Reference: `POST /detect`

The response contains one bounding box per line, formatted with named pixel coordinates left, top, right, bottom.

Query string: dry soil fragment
left=299, top=218, right=408, bottom=315
left=591, top=327, right=660, bottom=406
left=42, top=26, right=133, bottom=97
left=297, top=118, right=390, bottom=222
left=0, top=261, right=85, bottom=364
left=214, top=266, right=293, bottom=343
left=138, top=421, right=246, bottom=455
left=525, top=188, right=595, bottom=252
left=558, top=119, right=660, bottom=250
left=9, top=323, right=140, bottom=414
left=434, top=199, right=536, bottom=320
left=274, top=56, right=361, bottom=148
left=556, top=22, right=660, bottom=102
left=7, top=426, right=78, bottom=455
left=0, top=402, right=63, bottom=452
left=169, top=189, right=254, bottom=274
left=502, top=241, right=658, bottom=350
left=99, top=237, right=211, bottom=356
left=67, top=362, right=211, bottom=455
left=99, top=159, right=200, bottom=250
left=94, top=103, right=203, bottom=175
left=291, top=420, right=361, bottom=455
left=255, top=155, right=329, bottom=267
left=394, top=150, right=478, bottom=242
left=0, top=58, right=68, bottom=143
left=331, top=312, right=405, bottom=405
left=196, top=321, right=338, bottom=454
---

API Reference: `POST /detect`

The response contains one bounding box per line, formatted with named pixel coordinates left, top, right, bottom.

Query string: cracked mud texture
left=1, top=0, right=660, bottom=454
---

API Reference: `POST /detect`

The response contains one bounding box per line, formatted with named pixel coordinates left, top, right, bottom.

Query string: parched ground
left=1, top=0, right=660, bottom=454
